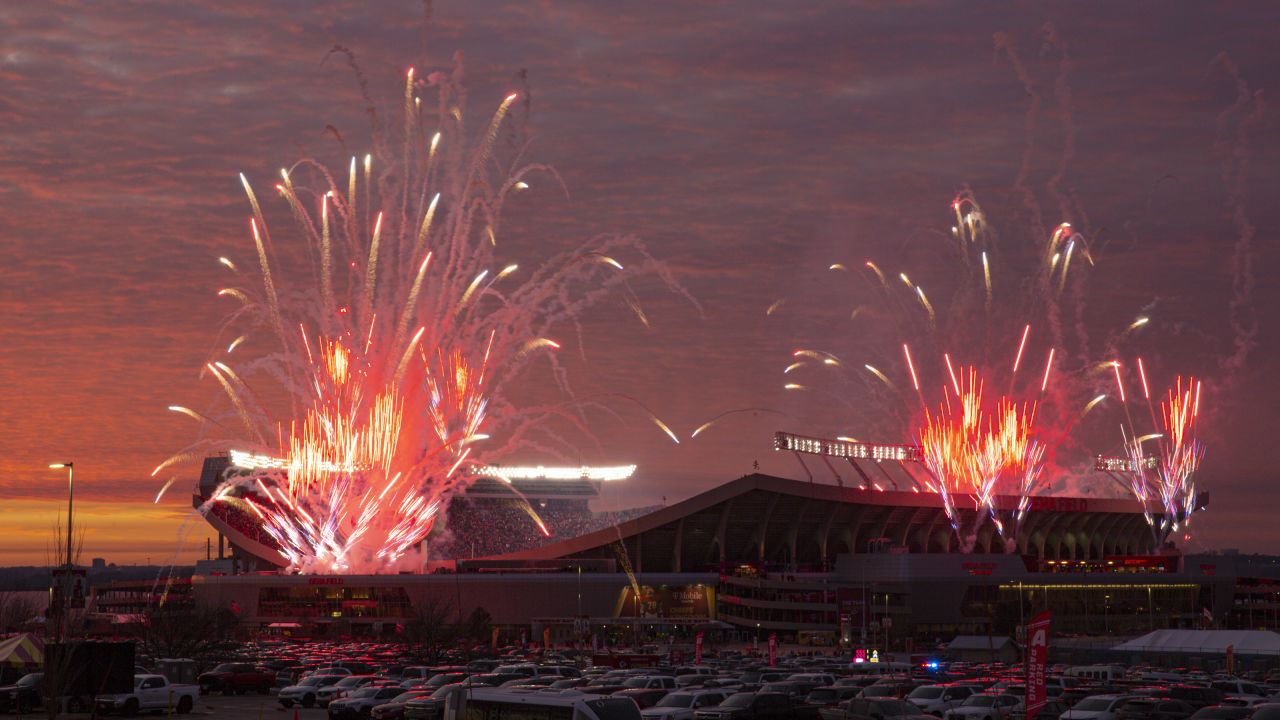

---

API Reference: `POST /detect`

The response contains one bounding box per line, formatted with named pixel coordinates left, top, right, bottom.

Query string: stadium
left=173, top=431, right=1280, bottom=651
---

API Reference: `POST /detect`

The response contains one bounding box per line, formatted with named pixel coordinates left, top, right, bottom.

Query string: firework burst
left=916, top=366, right=1045, bottom=547
left=1114, top=374, right=1205, bottom=541
left=774, top=188, right=1213, bottom=549
left=159, top=60, right=691, bottom=572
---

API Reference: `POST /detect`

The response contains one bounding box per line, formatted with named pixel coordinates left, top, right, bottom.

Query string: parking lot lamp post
left=49, top=462, right=75, bottom=640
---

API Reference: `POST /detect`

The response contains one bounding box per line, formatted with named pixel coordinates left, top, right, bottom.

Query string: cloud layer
left=0, top=1, right=1276, bottom=563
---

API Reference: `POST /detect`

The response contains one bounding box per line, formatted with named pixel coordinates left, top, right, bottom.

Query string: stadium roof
left=499, top=473, right=1160, bottom=571
left=1113, top=629, right=1280, bottom=655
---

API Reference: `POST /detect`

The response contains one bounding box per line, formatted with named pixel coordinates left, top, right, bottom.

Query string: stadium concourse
left=175, top=460, right=1280, bottom=648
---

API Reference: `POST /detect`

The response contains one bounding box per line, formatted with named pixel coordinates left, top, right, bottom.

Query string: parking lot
left=9, top=637, right=1280, bottom=720
left=27, top=694, right=331, bottom=720
left=191, top=694, right=331, bottom=719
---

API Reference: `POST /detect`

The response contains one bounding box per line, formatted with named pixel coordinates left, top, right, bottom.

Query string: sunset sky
left=1, top=1, right=1276, bottom=566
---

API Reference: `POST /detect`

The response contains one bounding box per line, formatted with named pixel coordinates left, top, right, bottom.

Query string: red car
left=198, top=663, right=277, bottom=695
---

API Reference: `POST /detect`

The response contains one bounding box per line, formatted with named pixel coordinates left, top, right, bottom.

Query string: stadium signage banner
left=1026, top=497, right=1087, bottom=512
left=614, top=584, right=713, bottom=619
left=1025, top=610, right=1052, bottom=720
left=307, top=577, right=344, bottom=585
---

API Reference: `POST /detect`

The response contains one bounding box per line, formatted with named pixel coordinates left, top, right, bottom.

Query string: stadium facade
left=182, top=463, right=1280, bottom=649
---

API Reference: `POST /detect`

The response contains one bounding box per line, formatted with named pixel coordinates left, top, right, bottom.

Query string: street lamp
left=49, top=463, right=74, bottom=568
left=49, top=462, right=74, bottom=641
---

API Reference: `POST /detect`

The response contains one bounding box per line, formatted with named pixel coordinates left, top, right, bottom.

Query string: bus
left=440, top=687, right=642, bottom=720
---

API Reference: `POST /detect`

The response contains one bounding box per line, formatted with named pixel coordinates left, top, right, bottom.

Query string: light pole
left=49, top=462, right=74, bottom=568
left=49, top=462, right=74, bottom=641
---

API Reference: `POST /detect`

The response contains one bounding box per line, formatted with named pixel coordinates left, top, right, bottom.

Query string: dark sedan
left=0, top=673, right=43, bottom=714
left=694, top=692, right=794, bottom=720
left=615, top=688, right=670, bottom=709
left=1116, top=699, right=1195, bottom=720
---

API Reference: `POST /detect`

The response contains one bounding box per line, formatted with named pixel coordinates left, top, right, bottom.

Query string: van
left=493, top=664, right=582, bottom=679
left=440, top=686, right=641, bottom=720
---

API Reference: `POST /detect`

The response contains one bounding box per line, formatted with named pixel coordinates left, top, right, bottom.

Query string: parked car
left=694, top=692, right=794, bottom=719
left=1210, top=682, right=1266, bottom=701
left=942, top=694, right=1021, bottom=720
left=1114, top=698, right=1195, bottom=720
left=863, top=683, right=918, bottom=700
left=642, top=689, right=731, bottom=720
left=1152, top=687, right=1225, bottom=711
left=0, top=672, right=43, bottom=714
left=623, top=676, right=679, bottom=690
left=806, top=687, right=864, bottom=710
left=370, top=689, right=436, bottom=720
left=616, top=688, right=672, bottom=709
left=760, top=680, right=819, bottom=701
left=96, top=674, right=199, bottom=716
left=1189, top=706, right=1255, bottom=720
left=279, top=674, right=347, bottom=708
left=1060, top=695, right=1138, bottom=720
left=1012, top=699, right=1070, bottom=720
left=819, top=698, right=936, bottom=720
left=909, top=685, right=976, bottom=716
left=317, top=675, right=378, bottom=708
left=327, top=685, right=406, bottom=720
left=373, top=681, right=442, bottom=717
left=405, top=684, right=481, bottom=720
left=197, top=662, right=276, bottom=695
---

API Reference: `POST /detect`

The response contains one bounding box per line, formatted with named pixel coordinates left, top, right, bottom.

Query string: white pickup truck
left=96, top=674, right=199, bottom=716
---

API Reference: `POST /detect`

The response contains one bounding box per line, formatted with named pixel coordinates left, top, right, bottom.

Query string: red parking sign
left=1025, top=611, right=1052, bottom=720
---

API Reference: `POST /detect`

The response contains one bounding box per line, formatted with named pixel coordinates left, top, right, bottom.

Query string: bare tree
left=140, top=604, right=240, bottom=662
left=462, top=606, right=492, bottom=644
left=0, top=592, right=42, bottom=633
left=402, top=595, right=456, bottom=659
left=42, top=517, right=87, bottom=720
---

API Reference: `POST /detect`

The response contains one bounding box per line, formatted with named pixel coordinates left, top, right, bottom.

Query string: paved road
left=2, top=693, right=332, bottom=720
left=190, top=693, right=333, bottom=719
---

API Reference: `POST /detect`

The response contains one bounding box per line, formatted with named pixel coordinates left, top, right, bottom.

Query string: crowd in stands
left=433, top=497, right=654, bottom=558
left=203, top=498, right=283, bottom=551
left=199, top=490, right=655, bottom=560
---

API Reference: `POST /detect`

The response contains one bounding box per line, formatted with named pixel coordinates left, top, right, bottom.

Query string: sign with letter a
left=1025, top=611, right=1052, bottom=720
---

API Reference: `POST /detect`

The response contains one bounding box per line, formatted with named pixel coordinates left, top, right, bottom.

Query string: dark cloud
left=0, top=1, right=1276, bottom=562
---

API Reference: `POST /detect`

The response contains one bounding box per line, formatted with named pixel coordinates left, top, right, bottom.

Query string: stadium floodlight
left=475, top=465, right=637, bottom=482
left=1094, top=455, right=1158, bottom=473
left=773, top=431, right=921, bottom=462
left=229, top=449, right=288, bottom=470
left=229, top=449, right=634, bottom=481
left=228, top=449, right=366, bottom=473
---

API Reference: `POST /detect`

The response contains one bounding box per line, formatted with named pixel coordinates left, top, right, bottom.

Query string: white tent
left=1112, top=629, right=1280, bottom=655
left=945, top=636, right=1019, bottom=662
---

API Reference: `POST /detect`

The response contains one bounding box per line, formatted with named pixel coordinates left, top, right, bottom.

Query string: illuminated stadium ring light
left=229, top=450, right=287, bottom=470
left=1094, top=454, right=1158, bottom=473
left=228, top=450, right=635, bottom=482
left=773, top=431, right=923, bottom=491
left=228, top=449, right=365, bottom=473
left=773, top=431, right=921, bottom=462
left=474, top=465, right=636, bottom=482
